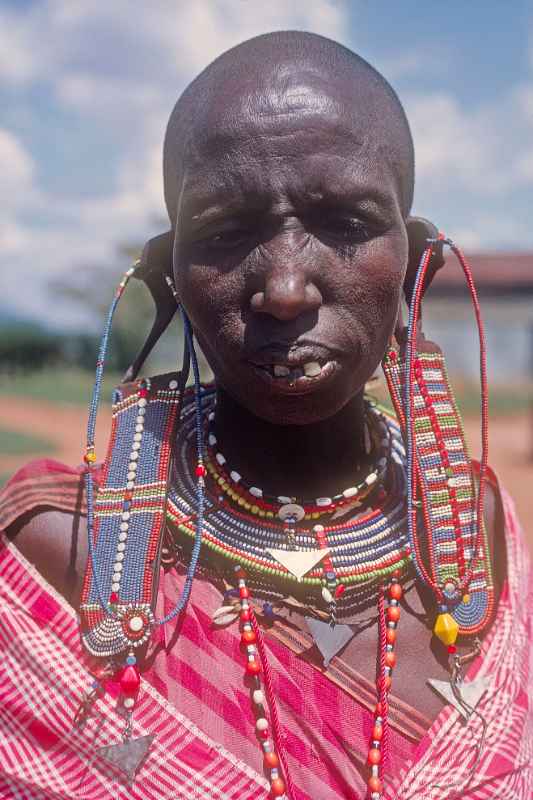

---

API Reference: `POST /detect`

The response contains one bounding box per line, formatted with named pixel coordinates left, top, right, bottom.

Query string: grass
left=368, top=377, right=533, bottom=418
left=0, top=426, right=57, bottom=456
left=0, top=368, right=122, bottom=406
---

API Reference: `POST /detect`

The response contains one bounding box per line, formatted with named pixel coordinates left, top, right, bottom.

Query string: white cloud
left=0, top=0, right=351, bottom=326
left=0, top=128, right=35, bottom=198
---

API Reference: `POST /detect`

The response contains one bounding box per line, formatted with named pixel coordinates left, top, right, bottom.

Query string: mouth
left=248, top=350, right=340, bottom=395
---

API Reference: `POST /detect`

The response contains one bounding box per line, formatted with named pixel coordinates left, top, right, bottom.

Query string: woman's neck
left=212, top=387, right=368, bottom=499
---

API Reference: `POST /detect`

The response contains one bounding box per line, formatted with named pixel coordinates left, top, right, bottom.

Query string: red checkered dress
left=0, top=460, right=531, bottom=799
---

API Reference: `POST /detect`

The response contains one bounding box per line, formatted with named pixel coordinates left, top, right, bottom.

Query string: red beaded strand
left=234, top=565, right=290, bottom=799
left=367, top=571, right=402, bottom=800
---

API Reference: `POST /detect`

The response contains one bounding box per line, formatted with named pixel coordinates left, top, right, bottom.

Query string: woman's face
left=173, top=76, right=409, bottom=425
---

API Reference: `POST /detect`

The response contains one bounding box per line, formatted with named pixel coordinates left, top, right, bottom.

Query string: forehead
left=178, top=74, right=401, bottom=218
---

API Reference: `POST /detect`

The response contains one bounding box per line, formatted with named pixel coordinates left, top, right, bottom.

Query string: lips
left=247, top=344, right=341, bottom=395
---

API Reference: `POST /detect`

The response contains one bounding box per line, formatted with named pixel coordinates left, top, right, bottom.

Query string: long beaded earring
left=382, top=234, right=494, bottom=658
left=77, top=263, right=209, bottom=781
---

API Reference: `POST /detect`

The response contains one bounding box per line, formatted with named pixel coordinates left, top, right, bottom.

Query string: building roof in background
left=434, top=252, right=533, bottom=294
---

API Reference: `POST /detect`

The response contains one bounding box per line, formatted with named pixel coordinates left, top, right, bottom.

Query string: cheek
left=174, top=258, right=244, bottom=356
left=335, top=232, right=407, bottom=348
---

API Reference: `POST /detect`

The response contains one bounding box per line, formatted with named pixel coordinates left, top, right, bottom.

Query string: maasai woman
left=1, top=31, right=531, bottom=800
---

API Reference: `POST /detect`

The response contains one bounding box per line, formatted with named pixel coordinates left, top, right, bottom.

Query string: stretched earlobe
left=404, top=216, right=446, bottom=305
left=122, top=230, right=176, bottom=382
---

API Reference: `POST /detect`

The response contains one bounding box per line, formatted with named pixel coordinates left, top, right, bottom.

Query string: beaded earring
left=77, top=262, right=209, bottom=780
left=382, top=234, right=494, bottom=657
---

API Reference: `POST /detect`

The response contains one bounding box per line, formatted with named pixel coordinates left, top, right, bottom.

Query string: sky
left=1, top=1, right=532, bottom=329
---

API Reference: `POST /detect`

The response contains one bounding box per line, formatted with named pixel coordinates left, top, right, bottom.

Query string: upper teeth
left=272, top=361, right=322, bottom=378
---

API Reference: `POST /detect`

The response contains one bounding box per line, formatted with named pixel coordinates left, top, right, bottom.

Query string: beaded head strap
left=382, top=235, right=494, bottom=650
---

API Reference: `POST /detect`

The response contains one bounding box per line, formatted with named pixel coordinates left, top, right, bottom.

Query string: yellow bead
left=258, top=510, right=266, bottom=517
left=266, top=512, right=274, bottom=519
left=312, top=512, right=320, bottom=519
left=84, top=449, right=96, bottom=464
left=433, top=613, right=459, bottom=646
left=462, top=593, right=471, bottom=604
left=251, top=505, right=259, bottom=514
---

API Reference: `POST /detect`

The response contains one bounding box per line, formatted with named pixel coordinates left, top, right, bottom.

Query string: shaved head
left=163, top=30, right=414, bottom=228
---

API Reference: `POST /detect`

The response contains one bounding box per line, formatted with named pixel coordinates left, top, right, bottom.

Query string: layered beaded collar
left=166, top=389, right=412, bottom=623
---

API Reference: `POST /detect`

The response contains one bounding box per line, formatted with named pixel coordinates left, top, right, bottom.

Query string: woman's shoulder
left=1, top=458, right=95, bottom=607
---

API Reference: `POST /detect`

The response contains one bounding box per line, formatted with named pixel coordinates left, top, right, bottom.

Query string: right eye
left=200, top=228, right=253, bottom=250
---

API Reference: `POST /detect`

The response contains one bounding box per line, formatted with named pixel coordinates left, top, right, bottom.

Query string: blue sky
left=1, top=1, right=531, bottom=329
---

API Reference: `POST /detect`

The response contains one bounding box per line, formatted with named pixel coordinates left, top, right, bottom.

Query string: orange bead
left=387, top=605, right=400, bottom=623
left=246, top=660, right=261, bottom=675
left=389, top=583, right=403, bottom=600
left=264, top=751, right=279, bottom=769
left=372, top=724, right=383, bottom=741
left=368, top=776, right=382, bottom=793
left=241, top=630, right=256, bottom=645
left=368, top=747, right=381, bottom=765
left=381, top=675, right=392, bottom=691
left=270, top=777, right=286, bottom=797
left=386, top=628, right=396, bottom=645
left=385, top=651, right=397, bottom=668
left=374, top=702, right=383, bottom=716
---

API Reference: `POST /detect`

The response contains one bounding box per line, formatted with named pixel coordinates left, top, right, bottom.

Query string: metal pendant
left=277, top=503, right=305, bottom=522
left=427, top=675, right=491, bottom=720
left=305, top=616, right=355, bottom=668
left=266, top=547, right=329, bottom=581
left=97, top=734, right=154, bottom=783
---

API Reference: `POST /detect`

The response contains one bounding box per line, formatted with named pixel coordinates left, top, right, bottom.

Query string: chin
left=222, top=371, right=361, bottom=426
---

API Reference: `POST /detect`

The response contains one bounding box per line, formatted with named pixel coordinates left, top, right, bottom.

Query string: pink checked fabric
left=0, top=461, right=531, bottom=799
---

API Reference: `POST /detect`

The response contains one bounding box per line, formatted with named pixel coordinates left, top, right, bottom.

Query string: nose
left=249, top=239, right=323, bottom=322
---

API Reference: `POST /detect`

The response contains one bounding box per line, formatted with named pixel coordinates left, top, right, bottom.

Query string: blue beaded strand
left=85, top=264, right=137, bottom=614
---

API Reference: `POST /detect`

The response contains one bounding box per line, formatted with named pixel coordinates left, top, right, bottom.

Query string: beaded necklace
left=205, top=404, right=390, bottom=521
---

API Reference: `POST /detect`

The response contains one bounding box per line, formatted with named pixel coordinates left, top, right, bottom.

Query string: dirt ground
left=1, top=396, right=532, bottom=551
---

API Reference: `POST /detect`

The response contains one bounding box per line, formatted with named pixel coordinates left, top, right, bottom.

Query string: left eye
left=321, top=218, right=371, bottom=242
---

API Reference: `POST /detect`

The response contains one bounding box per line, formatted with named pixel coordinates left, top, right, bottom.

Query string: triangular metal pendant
left=266, top=548, right=329, bottom=581
left=427, top=675, right=491, bottom=720
left=97, top=734, right=154, bottom=782
left=305, top=617, right=354, bottom=668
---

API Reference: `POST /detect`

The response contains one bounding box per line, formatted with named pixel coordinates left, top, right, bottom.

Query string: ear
left=404, top=216, right=446, bottom=305
left=122, top=230, right=176, bottom=382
